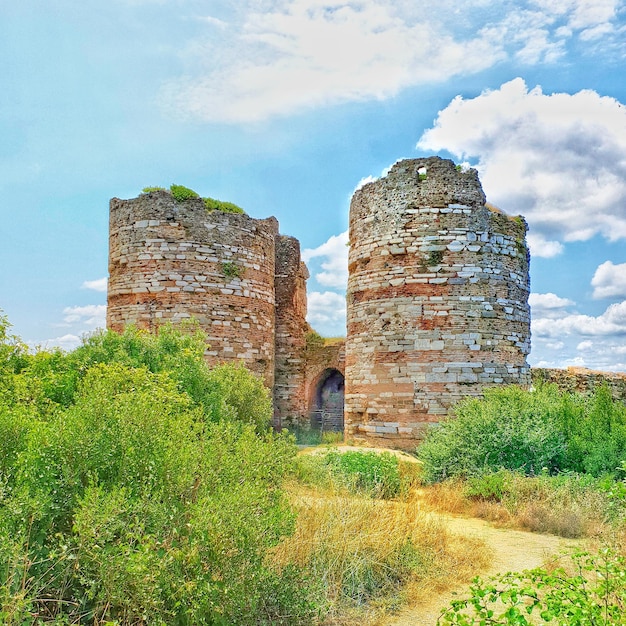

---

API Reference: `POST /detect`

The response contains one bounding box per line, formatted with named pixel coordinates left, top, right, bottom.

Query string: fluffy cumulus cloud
left=306, top=290, right=346, bottom=336
left=591, top=261, right=626, bottom=299
left=418, top=78, right=626, bottom=257
left=302, top=230, right=349, bottom=289
left=161, top=0, right=623, bottom=123
left=530, top=291, right=626, bottom=371
left=82, top=277, right=108, bottom=292
left=62, top=304, right=107, bottom=327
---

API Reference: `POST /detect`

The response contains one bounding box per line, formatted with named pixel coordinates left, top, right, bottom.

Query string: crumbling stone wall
left=107, top=190, right=308, bottom=393
left=273, top=235, right=310, bottom=426
left=345, top=157, right=531, bottom=447
left=533, top=367, right=626, bottom=403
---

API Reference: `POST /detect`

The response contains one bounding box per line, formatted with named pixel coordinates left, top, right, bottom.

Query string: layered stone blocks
left=107, top=191, right=308, bottom=393
left=345, top=157, right=531, bottom=447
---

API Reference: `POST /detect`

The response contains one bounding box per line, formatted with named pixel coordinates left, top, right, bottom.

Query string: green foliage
left=305, top=330, right=325, bottom=351
left=417, top=383, right=626, bottom=482
left=169, top=183, right=200, bottom=201
left=221, top=260, right=243, bottom=279
left=202, top=361, right=273, bottom=433
left=141, top=186, right=166, bottom=193
left=0, top=312, right=309, bottom=623
left=417, top=385, right=568, bottom=482
left=204, top=196, right=245, bottom=214
left=297, top=450, right=403, bottom=499
left=0, top=361, right=312, bottom=624
left=438, top=550, right=626, bottom=625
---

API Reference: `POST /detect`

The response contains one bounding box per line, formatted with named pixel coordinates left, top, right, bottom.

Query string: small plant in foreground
left=437, top=550, right=626, bottom=625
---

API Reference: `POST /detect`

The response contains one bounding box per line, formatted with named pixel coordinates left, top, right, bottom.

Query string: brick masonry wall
left=273, top=235, right=310, bottom=426
left=345, top=157, right=531, bottom=448
left=107, top=191, right=278, bottom=386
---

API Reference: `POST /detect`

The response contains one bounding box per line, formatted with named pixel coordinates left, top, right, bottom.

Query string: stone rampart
left=533, top=367, right=626, bottom=402
left=345, top=157, right=531, bottom=447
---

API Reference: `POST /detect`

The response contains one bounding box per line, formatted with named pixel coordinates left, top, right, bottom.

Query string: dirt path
left=384, top=514, right=581, bottom=626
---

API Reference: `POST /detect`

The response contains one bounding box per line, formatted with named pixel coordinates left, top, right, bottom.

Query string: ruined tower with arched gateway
left=106, top=156, right=531, bottom=448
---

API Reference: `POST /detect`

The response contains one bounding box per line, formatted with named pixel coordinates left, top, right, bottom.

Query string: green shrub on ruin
left=169, top=183, right=200, bottom=201
left=204, top=196, right=245, bottom=214
left=141, top=186, right=166, bottom=193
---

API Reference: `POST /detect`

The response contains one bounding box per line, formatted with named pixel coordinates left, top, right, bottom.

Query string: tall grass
left=422, top=470, right=626, bottom=539
left=272, top=489, right=490, bottom=624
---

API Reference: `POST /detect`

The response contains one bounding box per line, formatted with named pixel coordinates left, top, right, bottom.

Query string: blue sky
left=2, top=0, right=626, bottom=372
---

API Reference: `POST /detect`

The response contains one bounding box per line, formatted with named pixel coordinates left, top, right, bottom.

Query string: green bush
left=141, top=186, right=166, bottom=193
left=0, top=362, right=312, bottom=624
left=169, top=183, right=200, bottom=201
left=297, top=450, right=403, bottom=498
left=0, top=314, right=314, bottom=624
left=204, top=196, right=245, bottom=214
left=438, top=550, right=626, bottom=625
left=418, top=383, right=626, bottom=482
left=418, top=385, right=568, bottom=482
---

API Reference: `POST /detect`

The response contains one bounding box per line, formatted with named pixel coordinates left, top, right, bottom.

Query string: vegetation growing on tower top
left=141, top=184, right=246, bottom=214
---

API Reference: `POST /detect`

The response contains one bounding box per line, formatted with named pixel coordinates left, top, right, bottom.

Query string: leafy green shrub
left=169, top=183, right=200, bottom=201
left=297, top=450, right=402, bottom=498
left=419, top=383, right=626, bottom=482
left=204, top=196, right=245, bottom=214
left=418, top=385, right=568, bottom=482
left=0, top=361, right=313, bottom=624
left=464, top=469, right=513, bottom=502
left=438, top=550, right=626, bottom=625
left=141, top=186, right=166, bottom=193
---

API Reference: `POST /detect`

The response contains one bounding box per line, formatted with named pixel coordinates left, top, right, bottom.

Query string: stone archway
left=310, top=368, right=345, bottom=432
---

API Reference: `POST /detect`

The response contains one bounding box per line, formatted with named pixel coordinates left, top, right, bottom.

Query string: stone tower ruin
left=106, top=190, right=310, bottom=421
left=345, top=157, right=531, bottom=447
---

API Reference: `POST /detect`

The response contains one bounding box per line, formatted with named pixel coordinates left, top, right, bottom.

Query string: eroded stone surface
left=345, top=157, right=531, bottom=447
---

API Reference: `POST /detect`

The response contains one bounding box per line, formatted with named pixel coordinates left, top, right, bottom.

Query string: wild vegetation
left=141, top=185, right=246, bottom=214
left=415, top=384, right=626, bottom=624
left=0, top=311, right=486, bottom=625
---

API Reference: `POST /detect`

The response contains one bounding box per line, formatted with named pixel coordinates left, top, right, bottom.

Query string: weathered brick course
left=345, top=157, right=531, bottom=447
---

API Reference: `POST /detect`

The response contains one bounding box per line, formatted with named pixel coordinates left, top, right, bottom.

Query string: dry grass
left=271, top=488, right=490, bottom=625
left=419, top=474, right=615, bottom=540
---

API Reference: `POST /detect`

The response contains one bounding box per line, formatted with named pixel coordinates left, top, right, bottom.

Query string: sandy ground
left=298, top=445, right=580, bottom=626
left=383, top=513, right=580, bottom=626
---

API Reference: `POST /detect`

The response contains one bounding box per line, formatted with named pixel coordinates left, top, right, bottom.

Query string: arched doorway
left=310, top=368, right=345, bottom=433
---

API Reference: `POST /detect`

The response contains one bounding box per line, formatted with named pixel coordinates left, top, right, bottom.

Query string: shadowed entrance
left=310, top=368, right=345, bottom=433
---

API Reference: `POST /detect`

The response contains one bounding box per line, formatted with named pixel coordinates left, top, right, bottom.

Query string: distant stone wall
left=345, top=157, right=531, bottom=448
left=108, top=191, right=285, bottom=386
left=533, top=367, right=626, bottom=403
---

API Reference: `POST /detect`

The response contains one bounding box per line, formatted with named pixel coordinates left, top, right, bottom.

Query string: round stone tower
left=345, top=157, right=531, bottom=447
left=107, top=190, right=278, bottom=386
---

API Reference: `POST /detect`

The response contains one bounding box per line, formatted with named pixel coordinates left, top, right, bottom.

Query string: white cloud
left=303, top=230, right=349, bottom=289
left=532, top=300, right=626, bottom=338
left=529, top=292, right=575, bottom=317
left=418, top=78, right=626, bottom=256
left=32, top=334, right=83, bottom=352
left=591, top=261, right=626, bottom=299
left=159, top=1, right=623, bottom=123
left=307, top=290, right=346, bottom=336
left=62, top=304, right=107, bottom=327
left=82, top=277, right=108, bottom=292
